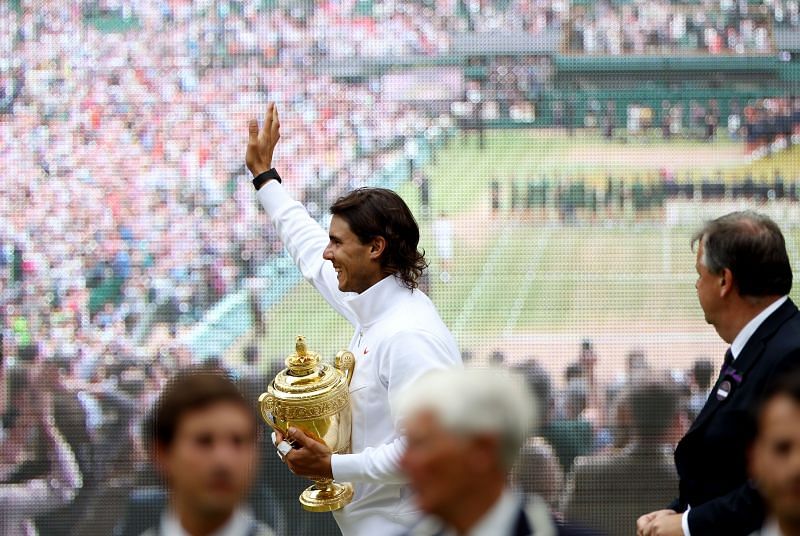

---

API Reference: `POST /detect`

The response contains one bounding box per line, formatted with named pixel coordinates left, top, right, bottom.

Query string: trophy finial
left=287, top=335, right=318, bottom=375
left=296, top=335, right=307, bottom=356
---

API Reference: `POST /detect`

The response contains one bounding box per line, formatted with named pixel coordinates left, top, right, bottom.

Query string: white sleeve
left=0, top=427, right=82, bottom=517
left=331, top=436, right=407, bottom=485
left=330, top=329, right=460, bottom=484
left=256, top=180, right=356, bottom=325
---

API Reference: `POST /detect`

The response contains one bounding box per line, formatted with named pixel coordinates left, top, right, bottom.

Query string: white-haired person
left=396, top=368, right=600, bottom=536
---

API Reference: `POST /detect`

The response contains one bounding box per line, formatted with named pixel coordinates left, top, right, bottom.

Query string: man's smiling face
left=323, top=215, right=381, bottom=293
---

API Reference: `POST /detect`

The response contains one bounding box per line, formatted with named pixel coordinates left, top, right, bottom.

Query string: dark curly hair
left=330, top=188, right=427, bottom=290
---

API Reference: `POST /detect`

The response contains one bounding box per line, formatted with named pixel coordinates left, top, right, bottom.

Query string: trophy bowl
left=258, top=336, right=355, bottom=512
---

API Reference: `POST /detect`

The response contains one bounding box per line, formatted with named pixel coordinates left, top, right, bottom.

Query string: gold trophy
left=258, top=336, right=356, bottom=512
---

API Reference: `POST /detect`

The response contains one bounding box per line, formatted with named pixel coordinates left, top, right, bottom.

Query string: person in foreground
left=638, top=211, right=800, bottom=536
left=748, top=371, right=800, bottom=536
left=141, top=370, right=273, bottom=536
left=396, top=367, right=597, bottom=536
left=246, top=103, right=461, bottom=535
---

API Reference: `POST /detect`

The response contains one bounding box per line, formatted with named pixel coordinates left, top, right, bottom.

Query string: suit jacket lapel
left=687, top=299, right=798, bottom=435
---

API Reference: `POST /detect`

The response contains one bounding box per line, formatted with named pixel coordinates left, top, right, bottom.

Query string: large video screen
left=2, top=2, right=799, bottom=536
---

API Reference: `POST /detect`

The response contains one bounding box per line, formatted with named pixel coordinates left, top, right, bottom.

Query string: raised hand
left=246, top=102, right=281, bottom=177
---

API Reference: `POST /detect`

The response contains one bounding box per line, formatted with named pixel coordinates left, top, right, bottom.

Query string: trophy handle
left=334, top=350, right=356, bottom=386
left=258, top=392, right=286, bottom=435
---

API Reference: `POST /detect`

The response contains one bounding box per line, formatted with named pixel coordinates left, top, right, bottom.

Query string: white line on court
left=452, top=228, right=513, bottom=339
left=502, top=227, right=554, bottom=338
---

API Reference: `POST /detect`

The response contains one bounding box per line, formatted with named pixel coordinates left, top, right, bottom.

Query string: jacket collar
left=344, top=274, right=412, bottom=327
left=727, top=297, right=799, bottom=385
left=688, top=298, right=799, bottom=435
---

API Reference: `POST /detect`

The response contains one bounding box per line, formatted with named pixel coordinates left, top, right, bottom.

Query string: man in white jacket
left=246, top=103, right=462, bottom=535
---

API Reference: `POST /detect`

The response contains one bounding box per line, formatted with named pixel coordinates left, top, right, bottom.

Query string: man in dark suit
left=397, top=368, right=597, bottom=536
left=638, top=211, right=800, bottom=536
left=563, top=378, right=683, bottom=536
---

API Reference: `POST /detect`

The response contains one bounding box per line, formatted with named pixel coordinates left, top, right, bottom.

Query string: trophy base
left=300, top=479, right=354, bottom=512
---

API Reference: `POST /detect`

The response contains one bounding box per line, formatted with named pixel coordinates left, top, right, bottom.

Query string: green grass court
left=249, top=131, right=800, bottom=379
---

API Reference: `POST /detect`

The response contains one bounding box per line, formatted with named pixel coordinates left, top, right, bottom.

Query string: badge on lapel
left=715, top=365, right=744, bottom=401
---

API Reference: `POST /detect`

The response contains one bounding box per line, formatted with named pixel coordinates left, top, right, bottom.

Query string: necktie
left=721, top=348, right=734, bottom=373
left=714, top=348, right=735, bottom=401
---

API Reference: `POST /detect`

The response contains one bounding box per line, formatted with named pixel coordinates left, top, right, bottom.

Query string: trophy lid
left=286, top=336, right=320, bottom=376
left=271, top=336, right=341, bottom=396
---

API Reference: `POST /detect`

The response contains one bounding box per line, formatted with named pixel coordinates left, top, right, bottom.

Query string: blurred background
left=2, top=0, right=800, bottom=534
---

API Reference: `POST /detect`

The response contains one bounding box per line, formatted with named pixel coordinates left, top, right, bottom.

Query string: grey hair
left=393, top=367, right=538, bottom=469
left=692, top=211, right=792, bottom=298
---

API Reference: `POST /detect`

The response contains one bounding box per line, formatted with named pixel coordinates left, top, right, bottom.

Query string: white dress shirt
left=151, top=508, right=272, bottom=536
left=409, top=490, right=557, bottom=536
left=753, top=518, right=783, bottom=536
left=450, top=489, right=520, bottom=536
left=681, top=295, right=789, bottom=536
left=257, top=181, right=462, bottom=535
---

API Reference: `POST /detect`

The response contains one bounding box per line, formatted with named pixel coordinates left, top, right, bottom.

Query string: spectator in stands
left=0, top=371, right=82, bottom=535
left=141, top=370, right=273, bottom=536
left=563, top=378, right=683, bottom=536
left=688, top=359, right=715, bottom=421
left=748, top=372, right=800, bottom=536
left=543, top=378, right=594, bottom=473
left=513, top=436, right=565, bottom=514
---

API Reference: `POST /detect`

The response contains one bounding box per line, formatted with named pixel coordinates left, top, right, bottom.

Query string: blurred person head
left=609, top=388, right=635, bottom=448
left=513, top=359, right=553, bottom=424
left=628, top=377, right=685, bottom=446
left=565, top=380, right=589, bottom=420
left=749, top=371, right=800, bottom=535
left=145, top=369, right=258, bottom=531
left=578, top=338, right=597, bottom=379
left=692, top=211, right=792, bottom=343
left=565, top=362, right=584, bottom=383
left=397, top=368, right=537, bottom=533
left=627, top=349, right=648, bottom=377
left=489, top=350, right=506, bottom=366
left=325, top=187, right=426, bottom=292
left=692, top=358, right=715, bottom=391
left=512, top=436, right=564, bottom=511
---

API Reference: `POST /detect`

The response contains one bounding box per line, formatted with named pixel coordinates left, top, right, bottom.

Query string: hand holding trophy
left=259, top=336, right=356, bottom=512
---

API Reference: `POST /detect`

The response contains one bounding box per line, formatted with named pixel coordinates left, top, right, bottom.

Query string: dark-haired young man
left=638, top=211, right=800, bottom=536
left=142, top=370, right=273, bottom=536
left=748, top=372, right=800, bottom=536
left=246, top=104, right=461, bottom=535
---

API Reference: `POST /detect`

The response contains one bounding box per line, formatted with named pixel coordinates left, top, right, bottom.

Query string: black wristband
left=252, top=168, right=281, bottom=190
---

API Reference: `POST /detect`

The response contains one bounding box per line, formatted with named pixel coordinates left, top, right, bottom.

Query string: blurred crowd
left=0, top=334, right=719, bottom=536
left=0, top=4, right=447, bottom=532
left=742, top=96, right=800, bottom=156
left=569, top=96, right=800, bottom=155
left=488, top=168, right=800, bottom=224
left=482, top=342, right=714, bottom=535
left=568, top=0, right=773, bottom=55
left=0, top=0, right=449, bottom=377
